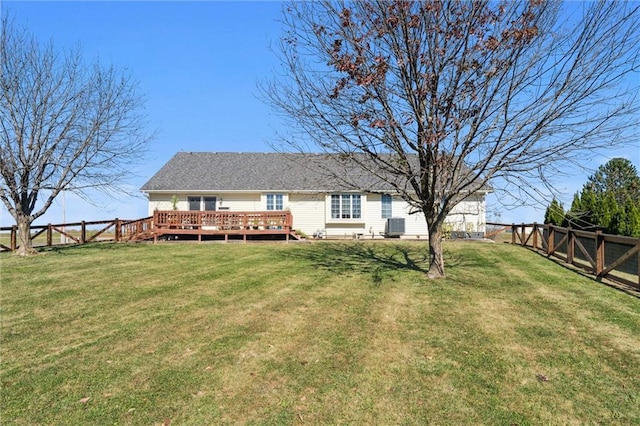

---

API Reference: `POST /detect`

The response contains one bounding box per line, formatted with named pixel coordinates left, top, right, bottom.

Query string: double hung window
left=188, top=196, right=200, bottom=211
left=381, top=194, right=392, bottom=218
left=266, top=194, right=284, bottom=210
left=203, top=196, right=217, bottom=211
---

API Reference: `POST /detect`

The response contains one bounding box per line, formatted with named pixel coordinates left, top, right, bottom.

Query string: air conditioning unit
left=385, top=218, right=405, bottom=237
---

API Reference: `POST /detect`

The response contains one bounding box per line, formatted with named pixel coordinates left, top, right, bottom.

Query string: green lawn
left=1, top=241, right=638, bottom=425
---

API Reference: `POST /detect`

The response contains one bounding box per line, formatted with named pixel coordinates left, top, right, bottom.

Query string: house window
left=188, top=196, right=200, bottom=211
left=203, top=196, right=217, bottom=211
left=381, top=194, right=392, bottom=218
left=266, top=194, right=283, bottom=210
left=188, top=196, right=217, bottom=211
left=331, top=194, right=361, bottom=219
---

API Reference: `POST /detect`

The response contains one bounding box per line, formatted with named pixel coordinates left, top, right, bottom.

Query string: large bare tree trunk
left=427, top=224, right=446, bottom=279
left=15, top=216, right=36, bottom=256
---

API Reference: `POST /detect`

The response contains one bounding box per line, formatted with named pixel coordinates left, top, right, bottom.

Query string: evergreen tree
left=566, top=191, right=594, bottom=229
left=588, top=158, right=640, bottom=205
left=544, top=198, right=565, bottom=226
left=566, top=158, right=640, bottom=236
left=598, top=192, right=619, bottom=232
left=611, top=196, right=640, bottom=237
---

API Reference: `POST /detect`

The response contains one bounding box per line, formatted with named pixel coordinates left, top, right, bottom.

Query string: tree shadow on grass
left=287, top=241, right=466, bottom=277
left=283, top=241, right=506, bottom=288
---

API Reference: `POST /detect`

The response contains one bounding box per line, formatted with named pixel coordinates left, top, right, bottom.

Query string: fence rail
left=5, top=218, right=638, bottom=289
left=0, top=217, right=152, bottom=252
left=0, top=210, right=295, bottom=252
left=487, top=222, right=640, bottom=289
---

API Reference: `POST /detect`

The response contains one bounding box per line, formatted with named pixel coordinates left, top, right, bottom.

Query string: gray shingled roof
left=140, top=152, right=388, bottom=192
left=140, top=152, right=492, bottom=193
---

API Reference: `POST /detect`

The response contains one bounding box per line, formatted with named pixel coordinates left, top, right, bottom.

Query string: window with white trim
left=331, top=194, right=361, bottom=219
left=188, top=196, right=200, bottom=211
left=381, top=194, right=392, bottom=218
left=188, top=196, right=217, bottom=211
left=266, top=194, right=284, bottom=210
left=203, top=196, right=217, bottom=211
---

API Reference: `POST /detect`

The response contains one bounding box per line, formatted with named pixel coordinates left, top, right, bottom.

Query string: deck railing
left=153, top=210, right=293, bottom=231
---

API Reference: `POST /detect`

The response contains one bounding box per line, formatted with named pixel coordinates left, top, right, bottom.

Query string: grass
left=1, top=241, right=639, bottom=425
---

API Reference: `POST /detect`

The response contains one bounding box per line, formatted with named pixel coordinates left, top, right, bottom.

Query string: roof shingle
left=140, top=151, right=491, bottom=193
left=140, top=152, right=381, bottom=192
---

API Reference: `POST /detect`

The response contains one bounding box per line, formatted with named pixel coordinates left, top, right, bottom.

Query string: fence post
left=521, top=223, right=526, bottom=246
left=511, top=224, right=516, bottom=245
left=11, top=225, right=17, bottom=251
left=47, top=224, right=53, bottom=247
left=548, top=225, right=555, bottom=256
left=595, top=230, right=604, bottom=277
left=532, top=222, right=538, bottom=249
left=115, top=218, right=121, bottom=242
left=567, top=227, right=574, bottom=265
left=81, top=221, right=86, bottom=244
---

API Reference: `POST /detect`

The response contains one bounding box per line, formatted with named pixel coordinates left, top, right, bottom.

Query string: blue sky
left=1, top=1, right=638, bottom=227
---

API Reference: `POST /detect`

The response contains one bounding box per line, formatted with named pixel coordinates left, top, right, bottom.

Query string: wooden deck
left=151, top=210, right=299, bottom=242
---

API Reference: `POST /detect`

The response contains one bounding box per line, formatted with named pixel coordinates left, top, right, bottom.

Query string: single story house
left=140, top=152, right=491, bottom=239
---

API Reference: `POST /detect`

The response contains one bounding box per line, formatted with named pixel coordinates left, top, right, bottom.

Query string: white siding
left=365, top=193, right=387, bottom=237
left=362, top=194, right=428, bottom=238
left=146, top=190, right=487, bottom=238
left=444, top=194, right=487, bottom=232
left=398, top=201, right=429, bottom=237
left=147, top=192, right=261, bottom=214
left=366, top=193, right=488, bottom=237
left=287, top=193, right=326, bottom=237
left=217, top=193, right=261, bottom=211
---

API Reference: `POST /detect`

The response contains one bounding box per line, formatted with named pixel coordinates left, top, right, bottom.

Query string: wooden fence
left=4, top=218, right=638, bottom=289
left=0, top=210, right=295, bottom=251
left=487, top=222, right=640, bottom=289
left=0, top=217, right=153, bottom=252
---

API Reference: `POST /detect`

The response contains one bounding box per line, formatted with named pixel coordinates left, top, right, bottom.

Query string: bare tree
left=0, top=17, right=151, bottom=255
left=263, top=0, right=639, bottom=278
